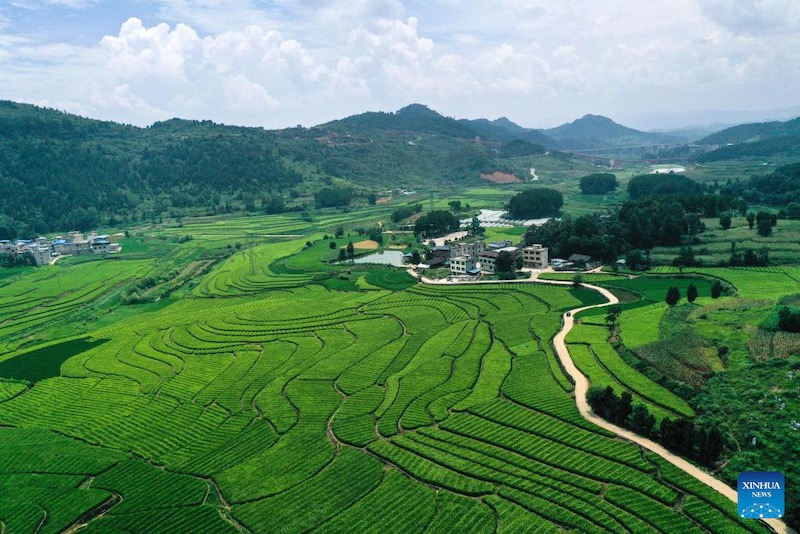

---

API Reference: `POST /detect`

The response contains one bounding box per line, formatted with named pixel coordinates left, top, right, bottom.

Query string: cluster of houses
left=419, top=239, right=601, bottom=277
left=0, top=231, right=122, bottom=266
left=421, top=239, right=551, bottom=276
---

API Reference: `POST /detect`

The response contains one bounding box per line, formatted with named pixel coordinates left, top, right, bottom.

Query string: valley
left=1, top=101, right=799, bottom=533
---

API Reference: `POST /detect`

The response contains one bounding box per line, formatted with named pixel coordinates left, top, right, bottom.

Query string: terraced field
left=0, top=246, right=768, bottom=533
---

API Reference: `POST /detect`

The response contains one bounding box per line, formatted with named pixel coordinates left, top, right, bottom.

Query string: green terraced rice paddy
left=0, top=240, right=767, bottom=533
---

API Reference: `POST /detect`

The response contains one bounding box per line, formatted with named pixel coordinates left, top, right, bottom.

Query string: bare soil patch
left=480, top=171, right=521, bottom=184
left=354, top=240, right=380, bottom=250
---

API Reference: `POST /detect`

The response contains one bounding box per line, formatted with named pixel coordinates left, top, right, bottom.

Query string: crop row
left=567, top=323, right=694, bottom=418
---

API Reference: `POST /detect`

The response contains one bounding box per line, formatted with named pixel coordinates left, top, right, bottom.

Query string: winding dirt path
left=408, top=268, right=792, bottom=533
left=552, top=283, right=791, bottom=534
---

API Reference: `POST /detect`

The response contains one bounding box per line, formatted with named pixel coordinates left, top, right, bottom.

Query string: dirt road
left=409, top=269, right=792, bottom=533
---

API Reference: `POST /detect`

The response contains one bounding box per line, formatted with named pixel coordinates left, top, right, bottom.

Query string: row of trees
left=523, top=197, right=701, bottom=262
left=720, top=162, right=800, bottom=204
left=587, top=386, right=723, bottom=467
left=664, top=281, right=723, bottom=306
left=391, top=203, right=422, bottom=223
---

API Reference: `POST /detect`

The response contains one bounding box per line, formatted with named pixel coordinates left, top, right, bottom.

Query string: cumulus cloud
left=698, top=0, right=800, bottom=35
left=1, top=0, right=800, bottom=129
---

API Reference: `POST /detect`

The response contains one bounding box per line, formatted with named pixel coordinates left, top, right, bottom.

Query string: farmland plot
left=0, top=245, right=766, bottom=533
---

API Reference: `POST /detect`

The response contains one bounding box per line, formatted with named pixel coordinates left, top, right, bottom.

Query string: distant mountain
left=693, top=117, right=800, bottom=163
left=698, top=117, right=800, bottom=145
left=459, top=117, right=559, bottom=148
left=651, top=124, right=732, bottom=143
left=320, top=103, right=477, bottom=138
left=543, top=114, right=680, bottom=150
left=322, top=104, right=561, bottom=148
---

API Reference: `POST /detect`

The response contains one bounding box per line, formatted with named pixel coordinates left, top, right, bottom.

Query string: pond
left=351, top=250, right=405, bottom=267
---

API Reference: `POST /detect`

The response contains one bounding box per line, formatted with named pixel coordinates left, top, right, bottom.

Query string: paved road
left=409, top=269, right=792, bottom=534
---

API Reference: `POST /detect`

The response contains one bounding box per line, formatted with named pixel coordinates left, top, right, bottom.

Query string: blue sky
left=2, top=1, right=799, bottom=129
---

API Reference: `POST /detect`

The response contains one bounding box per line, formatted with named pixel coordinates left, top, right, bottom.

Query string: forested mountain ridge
left=543, top=114, right=681, bottom=150
left=459, top=116, right=559, bottom=148
left=693, top=116, right=800, bottom=163
left=698, top=116, right=800, bottom=145
left=0, top=101, right=523, bottom=238
left=0, top=101, right=306, bottom=238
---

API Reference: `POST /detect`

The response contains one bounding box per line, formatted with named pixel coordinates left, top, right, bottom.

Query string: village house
left=522, top=244, right=549, bottom=269
left=0, top=230, right=121, bottom=266
left=478, top=250, right=498, bottom=274
left=487, top=240, right=514, bottom=250
left=568, top=253, right=600, bottom=271
left=450, top=256, right=479, bottom=276
left=449, top=240, right=486, bottom=259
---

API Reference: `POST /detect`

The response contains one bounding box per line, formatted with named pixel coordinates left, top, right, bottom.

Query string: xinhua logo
left=738, top=472, right=784, bottom=519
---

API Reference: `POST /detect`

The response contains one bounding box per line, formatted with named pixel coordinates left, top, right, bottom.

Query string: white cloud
left=1, top=0, right=800, bottom=129
left=698, top=0, right=800, bottom=35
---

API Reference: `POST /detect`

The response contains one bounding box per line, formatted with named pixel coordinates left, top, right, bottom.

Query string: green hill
left=698, top=116, right=800, bottom=145
left=544, top=114, right=680, bottom=150
left=460, top=116, right=559, bottom=148
left=693, top=117, right=800, bottom=163
left=0, top=100, right=539, bottom=238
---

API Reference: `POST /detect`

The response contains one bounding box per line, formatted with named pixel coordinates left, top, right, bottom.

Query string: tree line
left=524, top=174, right=746, bottom=263
left=587, top=386, right=723, bottom=467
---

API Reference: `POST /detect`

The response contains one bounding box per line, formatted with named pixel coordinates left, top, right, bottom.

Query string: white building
left=449, top=240, right=486, bottom=259
left=29, top=245, right=52, bottom=266
left=478, top=251, right=498, bottom=274
left=450, top=256, right=478, bottom=275
left=522, top=244, right=549, bottom=269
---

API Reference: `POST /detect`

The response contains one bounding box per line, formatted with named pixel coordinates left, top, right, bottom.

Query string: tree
left=711, top=280, right=723, bottom=299
left=496, top=251, right=516, bottom=274
left=468, top=217, right=484, bottom=237
left=411, top=250, right=421, bottom=264
left=672, top=246, right=699, bottom=269
left=686, top=283, right=698, bottom=303
left=605, top=304, right=622, bottom=325
left=507, top=188, right=563, bottom=218
left=391, top=204, right=422, bottom=223
left=305, top=241, right=313, bottom=248
left=329, top=241, right=337, bottom=250
left=515, top=255, right=524, bottom=270
left=719, top=212, right=732, bottom=230
left=448, top=200, right=462, bottom=212
left=757, top=218, right=772, bottom=237
left=625, top=249, right=648, bottom=271
left=778, top=307, right=800, bottom=332
left=587, top=386, right=618, bottom=420
left=579, top=173, right=618, bottom=194
left=414, top=210, right=460, bottom=236
left=665, top=286, right=680, bottom=306
left=617, top=391, right=633, bottom=426
left=315, top=186, right=353, bottom=208
left=746, top=212, right=755, bottom=229
left=338, top=248, right=347, bottom=261
left=627, top=173, right=703, bottom=199
left=627, top=404, right=655, bottom=437
left=346, top=241, right=355, bottom=258
left=572, top=273, right=583, bottom=288
left=335, top=226, right=345, bottom=238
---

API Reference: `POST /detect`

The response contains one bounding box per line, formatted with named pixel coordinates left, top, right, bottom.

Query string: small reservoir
left=351, top=250, right=405, bottom=267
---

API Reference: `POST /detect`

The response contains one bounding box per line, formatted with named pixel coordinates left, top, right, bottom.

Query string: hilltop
left=542, top=114, right=681, bottom=150
left=695, top=116, right=800, bottom=162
